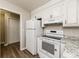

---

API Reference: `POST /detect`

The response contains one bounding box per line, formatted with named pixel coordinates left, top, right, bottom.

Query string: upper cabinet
left=63, top=0, right=79, bottom=27
left=78, top=0, right=79, bottom=24
left=40, top=0, right=79, bottom=27
left=42, top=1, right=64, bottom=27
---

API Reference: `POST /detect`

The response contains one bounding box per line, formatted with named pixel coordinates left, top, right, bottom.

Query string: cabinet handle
left=55, top=49, right=57, bottom=51
left=65, top=20, right=66, bottom=24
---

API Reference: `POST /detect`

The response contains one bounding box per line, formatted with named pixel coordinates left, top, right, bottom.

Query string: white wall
left=0, top=12, right=5, bottom=44
left=0, top=0, right=30, bottom=50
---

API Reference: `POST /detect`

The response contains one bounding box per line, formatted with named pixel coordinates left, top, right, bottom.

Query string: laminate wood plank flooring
left=0, top=42, right=39, bottom=58
left=0, top=45, right=1, bottom=57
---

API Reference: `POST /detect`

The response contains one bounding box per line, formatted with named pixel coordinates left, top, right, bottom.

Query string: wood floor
left=0, top=42, right=39, bottom=58
left=0, top=45, right=1, bottom=58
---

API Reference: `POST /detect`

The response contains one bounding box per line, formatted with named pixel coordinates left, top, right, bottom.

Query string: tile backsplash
left=44, top=24, right=63, bottom=31
left=44, top=25, right=79, bottom=37
left=64, top=27, right=79, bottom=37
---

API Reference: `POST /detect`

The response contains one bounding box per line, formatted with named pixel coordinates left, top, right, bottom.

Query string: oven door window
left=42, top=41, right=55, bottom=55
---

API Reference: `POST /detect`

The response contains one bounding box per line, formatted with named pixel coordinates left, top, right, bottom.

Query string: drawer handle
left=55, top=49, right=57, bottom=51
left=65, top=20, right=66, bottom=24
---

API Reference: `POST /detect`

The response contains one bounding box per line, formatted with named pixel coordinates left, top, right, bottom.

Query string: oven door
left=38, top=37, right=60, bottom=58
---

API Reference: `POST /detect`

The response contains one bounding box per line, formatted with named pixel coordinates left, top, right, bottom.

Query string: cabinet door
left=43, top=3, right=64, bottom=25
left=26, top=30, right=36, bottom=55
left=65, top=0, right=77, bottom=24
left=78, top=0, right=79, bottom=24
left=52, top=4, right=64, bottom=18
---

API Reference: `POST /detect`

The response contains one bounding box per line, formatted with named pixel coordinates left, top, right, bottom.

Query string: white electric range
left=37, top=30, right=64, bottom=58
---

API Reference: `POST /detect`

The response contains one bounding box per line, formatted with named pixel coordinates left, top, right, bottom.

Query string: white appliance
left=44, top=18, right=63, bottom=25
left=38, top=30, right=64, bottom=58
left=26, top=19, right=42, bottom=55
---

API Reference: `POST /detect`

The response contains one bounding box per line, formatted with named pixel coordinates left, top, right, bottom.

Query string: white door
left=26, top=29, right=37, bottom=55
left=8, top=19, right=20, bottom=44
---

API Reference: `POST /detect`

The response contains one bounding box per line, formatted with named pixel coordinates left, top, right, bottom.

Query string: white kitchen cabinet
left=63, top=0, right=79, bottom=27
left=52, top=3, right=64, bottom=19
left=78, top=0, right=79, bottom=24
left=42, top=2, right=64, bottom=26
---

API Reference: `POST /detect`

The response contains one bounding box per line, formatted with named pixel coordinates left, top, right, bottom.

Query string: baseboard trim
left=20, top=47, right=26, bottom=51
left=4, top=43, right=9, bottom=46
left=1, top=42, right=5, bottom=44
left=8, top=41, right=20, bottom=45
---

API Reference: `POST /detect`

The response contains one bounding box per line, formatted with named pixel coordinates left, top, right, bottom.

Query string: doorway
left=0, top=9, right=20, bottom=57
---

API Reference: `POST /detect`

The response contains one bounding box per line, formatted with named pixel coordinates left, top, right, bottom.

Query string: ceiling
left=6, top=0, right=51, bottom=11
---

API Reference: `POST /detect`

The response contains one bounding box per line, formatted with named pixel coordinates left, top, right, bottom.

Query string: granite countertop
left=62, top=35, right=79, bottom=58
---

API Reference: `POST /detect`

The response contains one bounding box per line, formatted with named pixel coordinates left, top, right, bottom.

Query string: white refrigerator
left=26, top=19, right=42, bottom=55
